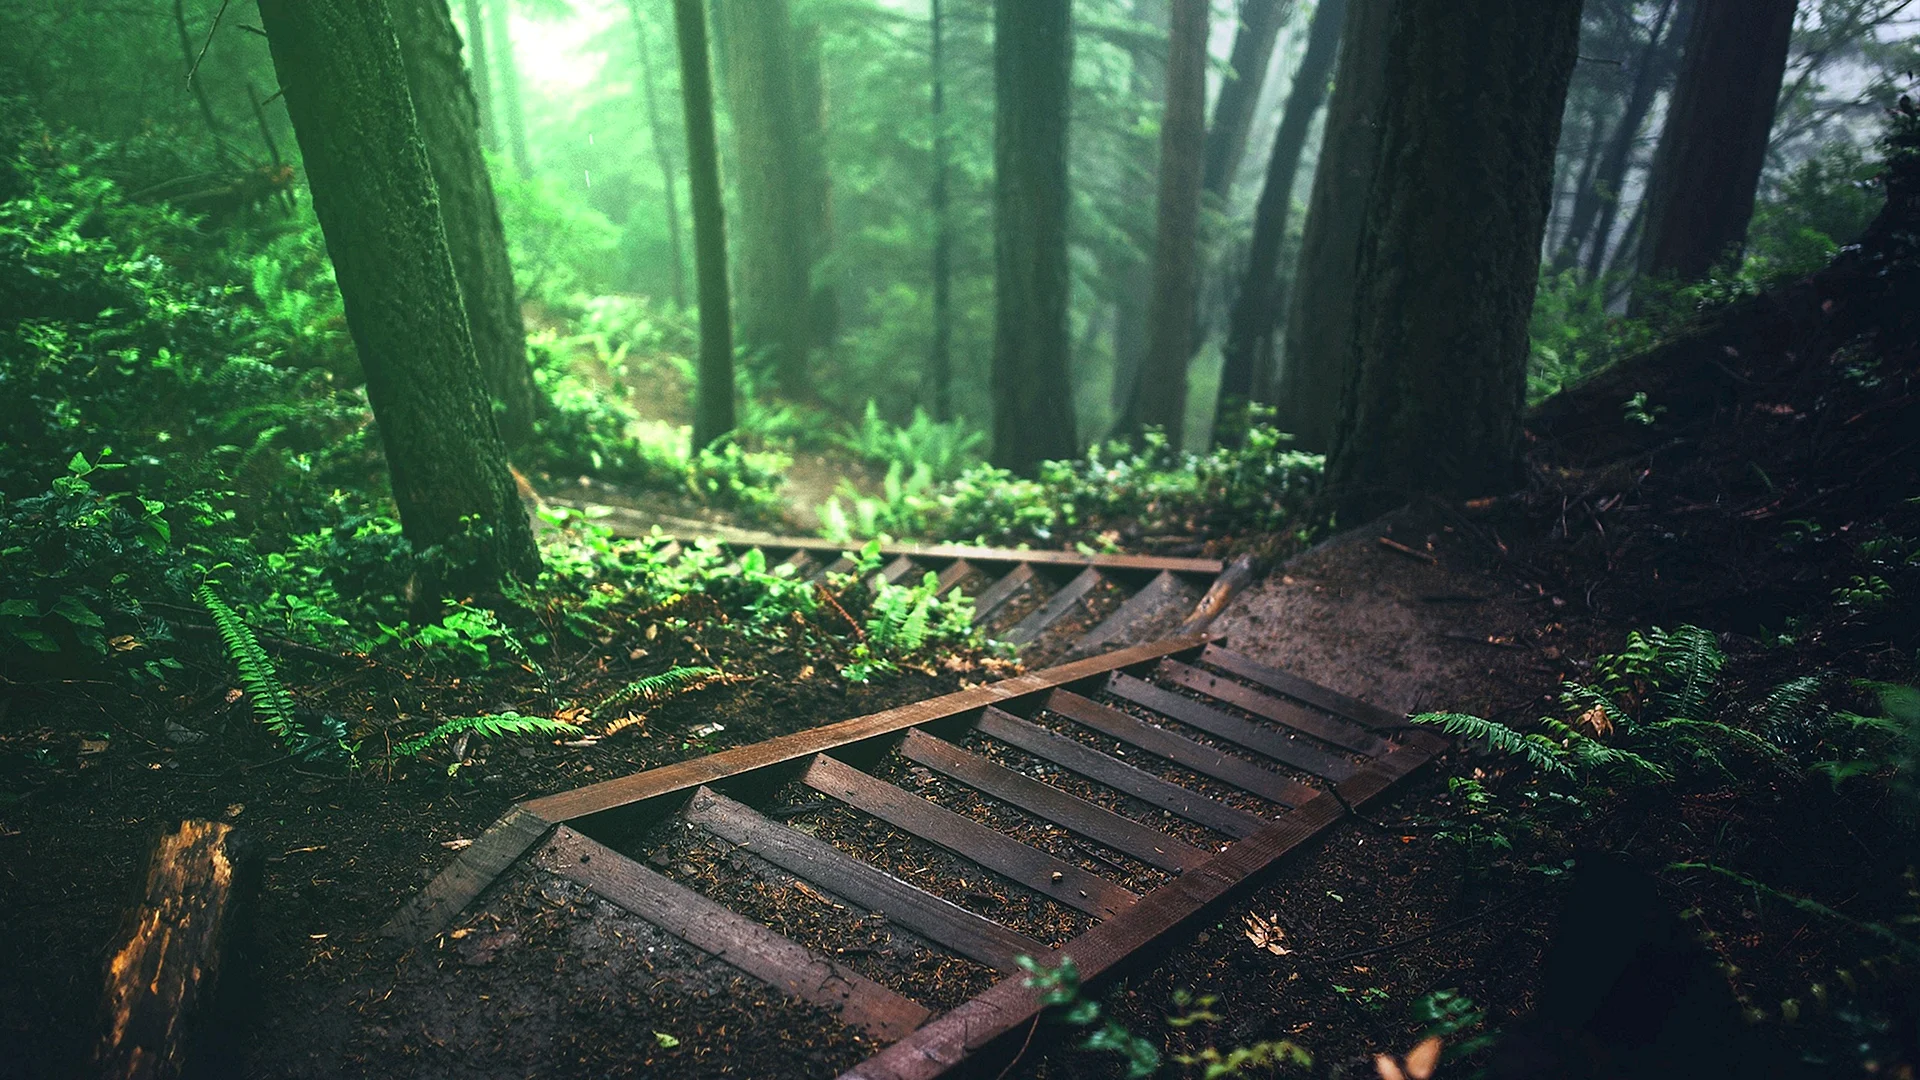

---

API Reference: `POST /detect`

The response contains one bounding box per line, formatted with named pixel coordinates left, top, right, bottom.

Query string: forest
left=0, top=0, right=1917, bottom=1077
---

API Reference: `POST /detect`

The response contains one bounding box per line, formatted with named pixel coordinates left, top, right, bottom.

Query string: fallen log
left=91, top=819, right=258, bottom=1080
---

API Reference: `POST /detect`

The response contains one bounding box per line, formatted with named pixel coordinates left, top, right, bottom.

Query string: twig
left=1375, top=536, right=1437, bottom=564
left=186, top=0, right=232, bottom=87
left=991, top=1013, right=1042, bottom=1080
left=1319, top=885, right=1555, bottom=966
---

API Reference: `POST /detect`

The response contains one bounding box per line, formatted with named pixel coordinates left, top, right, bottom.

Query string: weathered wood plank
left=1064, top=570, right=1197, bottom=661
left=1198, top=644, right=1407, bottom=730
left=536, top=827, right=930, bottom=1041
left=803, top=754, right=1136, bottom=919
left=521, top=637, right=1207, bottom=825
left=685, top=787, right=1046, bottom=971
left=1107, top=673, right=1358, bottom=782
left=1045, top=690, right=1319, bottom=808
left=899, top=729, right=1208, bottom=872
left=873, top=555, right=921, bottom=589
left=380, top=805, right=552, bottom=941
left=969, top=562, right=1037, bottom=626
left=933, top=558, right=976, bottom=597
left=973, top=708, right=1268, bottom=839
left=1156, top=659, right=1387, bottom=755
left=1001, top=567, right=1105, bottom=647
left=840, top=738, right=1443, bottom=1080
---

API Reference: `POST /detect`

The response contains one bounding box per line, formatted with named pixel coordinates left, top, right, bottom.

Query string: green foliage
left=1410, top=988, right=1496, bottom=1059
left=391, top=711, right=584, bottom=760
left=198, top=583, right=348, bottom=760
left=589, top=665, right=724, bottom=713
left=493, top=167, right=624, bottom=309
left=821, top=413, right=1324, bottom=547
left=838, top=402, right=986, bottom=482
left=1432, top=777, right=1513, bottom=862
left=1018, top=955, right=1163, bottom=1079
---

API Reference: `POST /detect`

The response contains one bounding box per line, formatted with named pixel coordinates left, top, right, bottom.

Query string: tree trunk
left=1107, top=0, right=1168, bottom=424
left=90, top=821, right=259, bottom=1080
left=672, top=0, right=734, bottom=450
left=1325, top=0, right=1583, bottom=521
left=461, top=0, right=498, bottom=152
left=1214, top=0, right=1345, bottom=446
left=390, top=0, right=539, bottom=450
left=487, top=0, right=533, bottom=179
left=1633, top=0, right=1797, bottom=308
left=794, top=17, right=838, bottom=354
left=1117, top=0, right=1208, bottom=446
left=1272, top=0, right=1391, bottom=454
left=990, top=0, right=1076, bottom=474
left=1199, top=0, right=1290, bottom=208
left=629, top=0, right=688, bottom=310
left=928, top=0, right=953, bottom=420
left=258, top=0, right=540, bottom=587
left=1554, top=0, right=1680, bottom=277
left=714, top=0, right=814, bottom=399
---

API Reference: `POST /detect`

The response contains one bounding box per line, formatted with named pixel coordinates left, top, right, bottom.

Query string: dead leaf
left=1375, top=1054, right=1406, bottom=1080
left=554, top=706, right=591, bottom=725
left=442, top=838, right=474, bottom=850
left=1404, top=1036, right=1443, bottom=1079
left=225, top=688, right=244, bottom=704
left=78, top=739, right=109, bottom=756
left=1242, top=912, right=1291, bottom=955
left=223, top=803, right=245, bottom=819
left=107, top=635, right=142, bottom=652
left=1574, top=705, right=1614, bottom=740
left=604, top=712, right=647, bottom=736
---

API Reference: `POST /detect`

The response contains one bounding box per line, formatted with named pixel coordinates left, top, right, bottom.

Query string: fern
left=197, top=584, right=300, bottom=743
left=1649, top=625, right=1725, bottom=721
left=1539, top=718, right=1672, bottom=782
left=1411, top=712, right=1577, bottom=778
left=589, top=665, right=725, bottom=713
left=392, top=711, right=582, bottom=758
left=1758, top=674, right=1827, bottom=736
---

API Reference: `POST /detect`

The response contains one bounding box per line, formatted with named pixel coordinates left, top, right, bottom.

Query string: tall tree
left=1583, top=0, right=1691, bottom=279
left=1551, top=0, right=1682, bottom=276
left=390, top=0, right=539, bottom=449
left=793, top=18, right=838, bottom=353
left=1117, top=0, right=1208, bottom=445
left=1106, top=0, right=1167, bottom=422
left=1273, top=0, right=1392, bottom=453
left=990, top=0, right=1076, bottom=474
left=172, top=0, right=231, bottom=162
left=628, top=0, right=687, bottom=310
left=1214, top=0, right=1346, bottom=445
left=486, top=0, right=533, bottom=179
left=928, top=0, right=954, bottom=420
left=1324, top=0, right=1583, bottom=521
left=713, top=0, right=815, bottom=398
left=460, top=0, right=497, bottom=152
left=671, top=0, right=734, bottom=449
left=1199, top=0, right=1289, bottom=208
left=257, top=0, right=540, bottom=586
left=1633, top=0, right=1798, bottom=308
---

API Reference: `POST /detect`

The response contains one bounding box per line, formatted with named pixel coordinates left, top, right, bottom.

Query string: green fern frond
left=1758, top=675, right=1826, bottom=733
left=1645, top=717, right=1793, bottom=763
left=590, top=665, right=724, bottom=712
left=392, top=711, right=582, bottom=758
left=1650, top=625, right=1725, bottom=721
left=1412, top=712, right=1576, bottom=778
left=1539, top=718, right=1673, bottom=783
left=197, top=584, right=299, bottom=743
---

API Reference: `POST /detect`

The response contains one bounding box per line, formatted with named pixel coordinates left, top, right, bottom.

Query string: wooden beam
left=1064, top=570, right=1196, bottom=661
left=899, top=729, right=1209, bottom=872
left=803, top=754, right=1137, bottom=919
left=380, top=805, right=552, bottom=941
left=1156, top=658, right=1386, bottom=755
left=686, top=787, right=1047, bottom=971
left=536, top=827, right=931, bottom=1041
left=1198, top=644, right=1407, bottom=730
left=1045, top=689, right=1319, bottom=808
left=1000, top=566, right=1105, bottom=647
left=1106, top=674, right=1359, bottom=782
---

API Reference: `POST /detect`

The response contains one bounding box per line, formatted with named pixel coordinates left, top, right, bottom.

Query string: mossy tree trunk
left=258, top=0, right=539, bottom=587
left=1324, top=0, right=1583, bottom=521
left=1199, top=0, right=1288, bottom=209
left=628, top=0, right=688, bottom=310
left=671, top=0, right=734, bottom=450
left=390, top=0, right=539, bottom=450
left=460, top=0, right=497, bottom=152
left=1215, top=0, right=1346, bottom=446
left=486, top=0, right=533, bottom=179
left=928, top=0, right=953, bottom=420
left=714, top=0, right=814, bottom=400
left=1632, top=0, right=1797, bottom=309
left=1117, top=0, right=1208, bottom=446
left=1106, top=0, right=1166, bottom=424
left=990, top=0, right=1077, bottom=475
left=1272, top=0, right=1391, bottom=454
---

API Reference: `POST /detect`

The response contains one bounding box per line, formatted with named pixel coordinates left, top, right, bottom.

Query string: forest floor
left=3, top=247, right=1917, bottom=1078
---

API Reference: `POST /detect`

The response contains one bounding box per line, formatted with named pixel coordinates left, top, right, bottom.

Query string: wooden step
left=1045, top=689, right=1319, bottom=808
left=1106, top=674, right=1359, bottom=782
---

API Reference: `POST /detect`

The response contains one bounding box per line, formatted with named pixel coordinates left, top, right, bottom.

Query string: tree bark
left=628, top=0, right=687, bottom=310
left=390, top=0, right=539, bottom=450
left=1584, top=0, right=1691, bottom=279
left=1107, top=0, right=1168, bottom=424
left=1272, top=0, right=1391, bottom=454
left=929, top=0, right=953, bottom=420
left=486, top=0, right=533, bottom=179
left=258, top=0, right=540, bottom=586
left=1214, top=0, right=1345, bottom=446
left=990, top=0, right=1076, bottom=474
left=794, top=17, right=838, bottom=354
left=1633, top=0, right=1798, bottom=308
left=714, top=0, right=815, bottom=399
left=1325, top=0, right=1583, bottom=521
left=1117, top=0, right=1208, bottom=446
left=461, top=0, right=498, bottom=152
left=1552, top=0, right=1680, bottom=277
left=90, top=821, right=259, bottom=1080
left=1199, top=0, right=1290, bottom=208
left=672, top=0, right=734, bottom=450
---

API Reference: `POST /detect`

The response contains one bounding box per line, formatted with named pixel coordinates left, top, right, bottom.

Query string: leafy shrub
left=838, top=401, right=985, bottom=482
